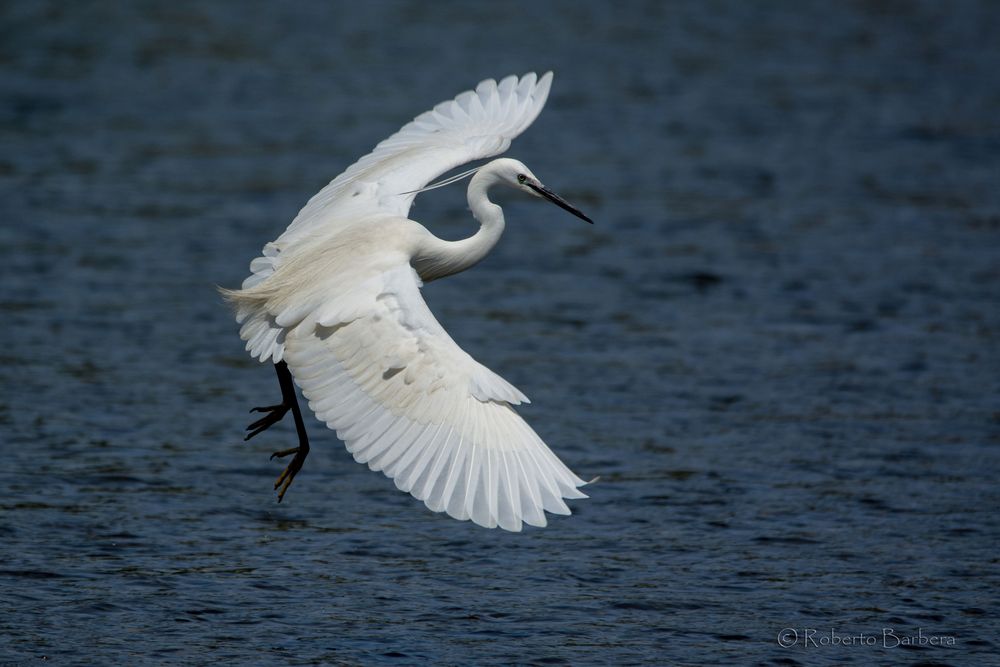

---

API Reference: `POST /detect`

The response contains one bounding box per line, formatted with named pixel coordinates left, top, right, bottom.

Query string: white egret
left=223, top=72, right=592, bottom=531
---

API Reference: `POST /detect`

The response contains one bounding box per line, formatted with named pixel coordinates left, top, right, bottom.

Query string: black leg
left=268, top=361, right=310, bottom=502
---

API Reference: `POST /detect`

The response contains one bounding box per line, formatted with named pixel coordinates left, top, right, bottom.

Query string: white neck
left=412, top=166, right=507, bottom=282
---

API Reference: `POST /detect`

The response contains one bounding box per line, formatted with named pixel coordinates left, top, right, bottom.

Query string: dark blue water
left=2, top=1, right=998, bottom=664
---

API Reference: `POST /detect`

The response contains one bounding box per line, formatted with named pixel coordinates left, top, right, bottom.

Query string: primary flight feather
left=223, top=72, right=593, bottom=531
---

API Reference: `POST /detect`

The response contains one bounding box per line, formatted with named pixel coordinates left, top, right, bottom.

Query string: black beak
left=527, top=183, right=594, bottom=224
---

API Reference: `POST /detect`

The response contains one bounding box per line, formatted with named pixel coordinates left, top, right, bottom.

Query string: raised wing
left=240, top=73, right=553, bottom=291
left=281, top=264, right=588, bottom=531
left=274, top=72, right=552, bottom=248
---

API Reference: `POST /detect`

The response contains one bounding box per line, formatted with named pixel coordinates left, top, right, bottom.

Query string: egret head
left=493, top=158, right=593, bottom=224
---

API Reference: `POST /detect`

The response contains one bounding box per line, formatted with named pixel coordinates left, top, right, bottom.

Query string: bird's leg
left=266, top=360, right=310, bottom=502
left=246, top=361, right=301, bottom=440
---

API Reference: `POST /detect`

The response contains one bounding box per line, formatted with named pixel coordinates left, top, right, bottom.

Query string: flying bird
left=223, top=72, right=592, bottom=531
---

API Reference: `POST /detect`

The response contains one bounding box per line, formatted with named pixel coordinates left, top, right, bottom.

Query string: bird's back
left=224, top=215, right=430, bottom=362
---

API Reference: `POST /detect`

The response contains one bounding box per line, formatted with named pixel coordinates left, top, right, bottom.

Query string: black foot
left=245, top=403, right=289, bottom=440
left=271, top=446, right=309, bottom=502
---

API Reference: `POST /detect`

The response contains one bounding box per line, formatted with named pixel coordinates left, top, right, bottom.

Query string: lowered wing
left=281, top=263, right=587, bottom=531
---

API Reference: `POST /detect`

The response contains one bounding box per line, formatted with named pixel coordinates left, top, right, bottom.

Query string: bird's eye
left=517, top=174, right=527, bottom=184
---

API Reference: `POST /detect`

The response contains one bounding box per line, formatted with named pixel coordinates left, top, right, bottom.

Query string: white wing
left=281, top=264, right=588, bottom=531
left=241, top=72, right=553, bottom=290
left=286, top=71, right=552, bottom=236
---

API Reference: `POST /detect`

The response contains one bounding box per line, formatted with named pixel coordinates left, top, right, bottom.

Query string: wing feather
left=400, top=430, right=434, bottom=494
left=281, top=263, right=587, bottom=530
left=418, top=427, right=456, bottom=507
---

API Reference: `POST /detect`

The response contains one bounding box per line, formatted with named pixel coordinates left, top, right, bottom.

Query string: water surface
left=1, top=1, right=998, bottom=664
